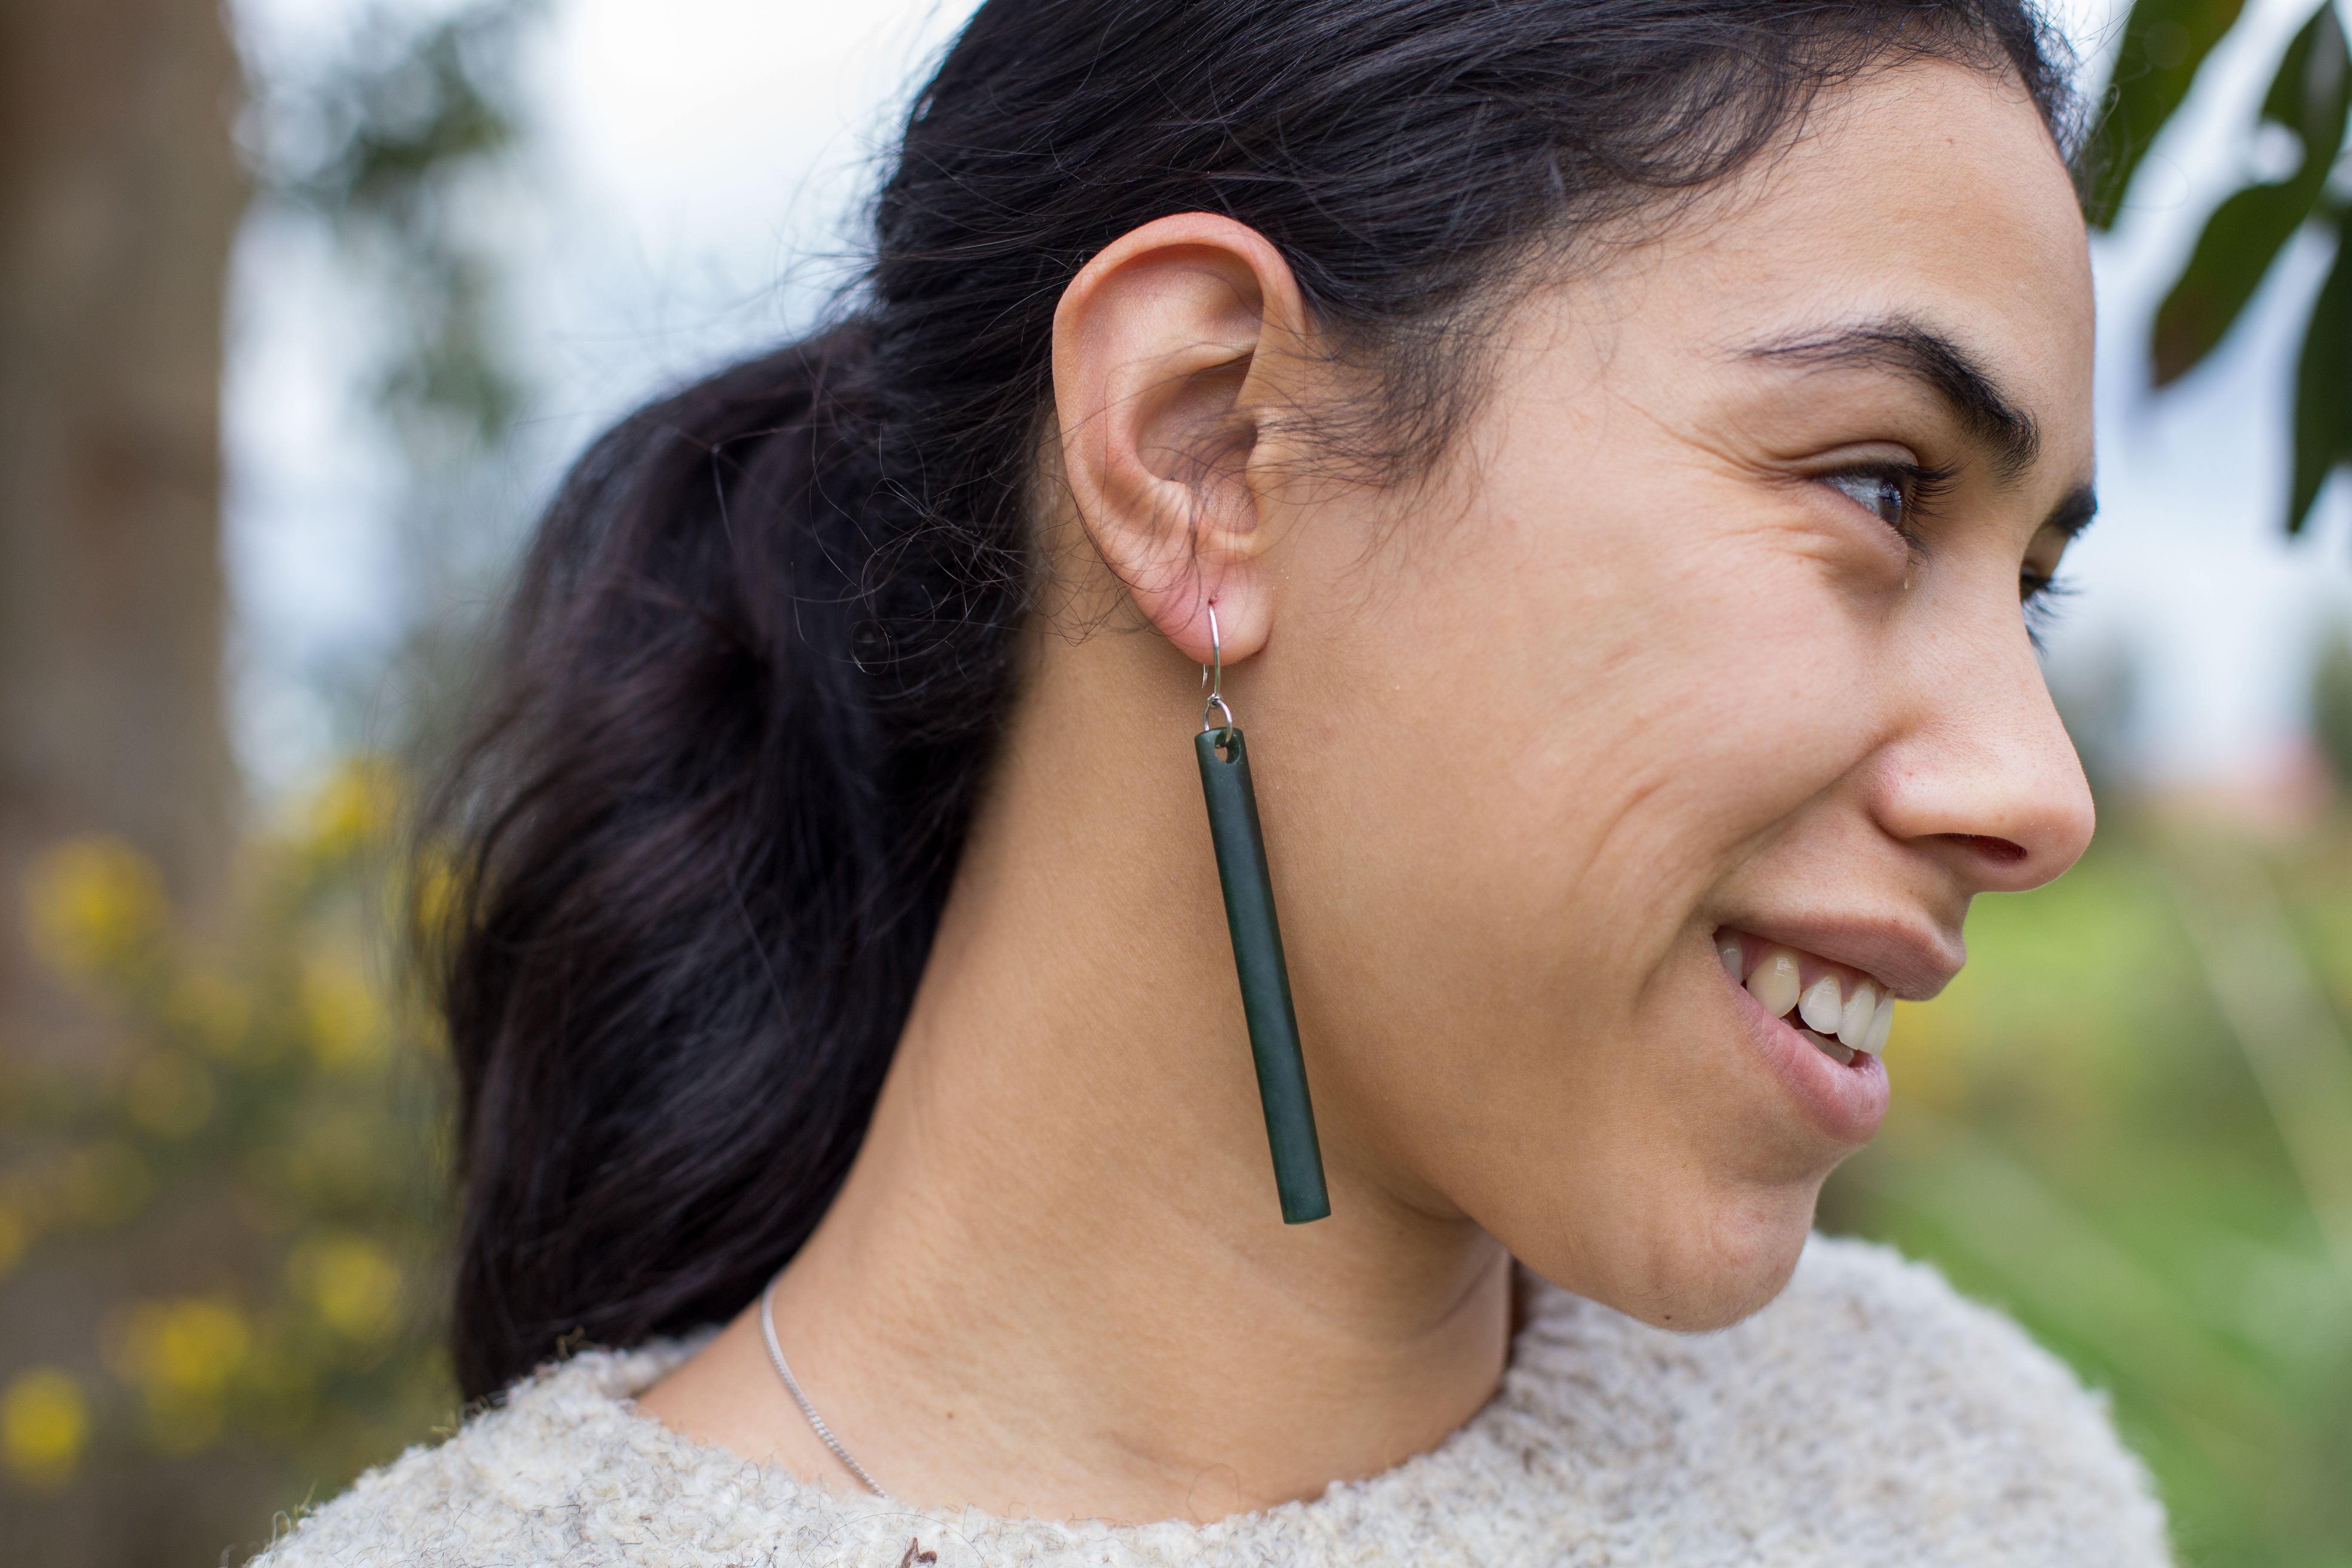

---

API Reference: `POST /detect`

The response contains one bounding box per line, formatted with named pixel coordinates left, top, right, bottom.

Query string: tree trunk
left=0, top=0, right=245, bottom=1038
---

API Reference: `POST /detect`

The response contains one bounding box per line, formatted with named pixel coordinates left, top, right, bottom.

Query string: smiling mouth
left=1715, top=930, right=1894, bottom=1066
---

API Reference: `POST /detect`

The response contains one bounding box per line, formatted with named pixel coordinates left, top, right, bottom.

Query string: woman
left=263, top=0, right=2170, bottom=1562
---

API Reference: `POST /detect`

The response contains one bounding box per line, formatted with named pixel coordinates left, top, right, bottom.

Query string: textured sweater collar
left=396, top=1235, right=2167, bottom=1567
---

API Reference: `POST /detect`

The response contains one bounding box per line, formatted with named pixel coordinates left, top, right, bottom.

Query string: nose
left=1872, top=619, right=2096, bottom=895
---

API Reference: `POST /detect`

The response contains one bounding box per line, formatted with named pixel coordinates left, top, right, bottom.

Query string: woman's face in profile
left=1248, top=58, right=2095, bottom=1324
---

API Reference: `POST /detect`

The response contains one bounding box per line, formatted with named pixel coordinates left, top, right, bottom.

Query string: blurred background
left=1, top=0, right=2349, bottom=1562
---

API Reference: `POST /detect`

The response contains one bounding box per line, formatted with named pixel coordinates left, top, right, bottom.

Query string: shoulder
left=248, top=1338, right=901, bottom=1568
left=251, top=1343, right=676, bottom=1568
left=1485, top=1234, right=2172, bottom=1565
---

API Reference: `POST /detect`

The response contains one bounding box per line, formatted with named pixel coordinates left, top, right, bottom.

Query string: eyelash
left=1820, top=461, right=2073, bottom=642
left=2021, top=571, right=2073, bottom=650
left=1821, top=459, right=1958, bottom=548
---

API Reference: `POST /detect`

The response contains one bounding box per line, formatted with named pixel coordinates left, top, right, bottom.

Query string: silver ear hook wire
left=1200, top=604, right=1237, bottom=740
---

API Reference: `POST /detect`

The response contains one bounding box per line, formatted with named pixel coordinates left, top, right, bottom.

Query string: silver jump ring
left=1199, top=604, right=1237, bottom=736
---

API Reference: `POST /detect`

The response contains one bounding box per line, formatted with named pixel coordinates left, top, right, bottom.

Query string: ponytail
left=432, top=327, right=1020, bottom=1398
left=433, top=0, right=2076, bottom=1398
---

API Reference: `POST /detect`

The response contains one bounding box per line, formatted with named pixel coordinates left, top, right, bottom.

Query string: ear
left=1050, top=212, right=1314, bottom=666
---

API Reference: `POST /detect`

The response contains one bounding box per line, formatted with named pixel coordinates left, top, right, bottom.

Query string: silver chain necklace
left=760, top=1276, right=892, bottom=1499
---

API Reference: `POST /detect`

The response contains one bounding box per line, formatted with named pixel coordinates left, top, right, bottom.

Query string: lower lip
left=1727, top=974, right=1889, bottom=1144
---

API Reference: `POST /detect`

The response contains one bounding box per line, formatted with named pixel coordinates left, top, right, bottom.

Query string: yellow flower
left=108, top=1298, right=250, bottom=1399
left=23, top=837, right=169, bottom=980
left=303, top=758, right=405, bottom=864
left=302, top=961, right=386, bottom=1072
left=102, top=1297, right=251, bottom=1457
left=289, top=1236, right=404, bottom=1343
left=2, top=1368, right=89, bottom=1488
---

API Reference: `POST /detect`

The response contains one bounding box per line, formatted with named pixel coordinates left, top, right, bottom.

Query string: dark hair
left=430, top=0, right=2078, bottom=1400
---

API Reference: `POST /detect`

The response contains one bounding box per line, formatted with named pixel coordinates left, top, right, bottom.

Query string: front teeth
left=1738, top=940, right=1897, bottom=1055
left=1862, top=994, right=1894, bottom=1054
left=1798, top=976, right=1843, bottom=1034
left=1838, top=980, right=1879, bottom=1045
left=1745, top=946, right=1802, bottom=1018
left=1841, top=985, right=1895, bottom=1055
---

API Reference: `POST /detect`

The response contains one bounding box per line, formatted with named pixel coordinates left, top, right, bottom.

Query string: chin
left=1509, top=1175, right=1821, bottom=1334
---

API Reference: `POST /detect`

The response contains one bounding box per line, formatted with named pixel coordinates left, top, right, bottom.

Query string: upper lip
left=1722, top=915, right=1964, bottom=1001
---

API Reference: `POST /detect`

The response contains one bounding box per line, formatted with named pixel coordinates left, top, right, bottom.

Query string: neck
left=642, top=620, right=1512, bottom=1523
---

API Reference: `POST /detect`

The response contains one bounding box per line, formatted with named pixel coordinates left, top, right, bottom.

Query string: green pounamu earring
left=1194, top=605, right=1330, bottom=1224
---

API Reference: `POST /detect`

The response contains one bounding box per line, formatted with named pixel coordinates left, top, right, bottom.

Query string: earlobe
left=1050, top=213, right=1314, bottom=667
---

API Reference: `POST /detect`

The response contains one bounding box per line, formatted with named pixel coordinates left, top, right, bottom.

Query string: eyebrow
left=1740, top=318, right=2044, bottom=484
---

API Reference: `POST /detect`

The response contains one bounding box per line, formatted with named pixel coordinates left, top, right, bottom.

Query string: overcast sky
left=223, top=0, right=2352, bottom=795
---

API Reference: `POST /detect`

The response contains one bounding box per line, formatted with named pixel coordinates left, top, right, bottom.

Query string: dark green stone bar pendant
left=1195, top=724, right=1330, bottom=1224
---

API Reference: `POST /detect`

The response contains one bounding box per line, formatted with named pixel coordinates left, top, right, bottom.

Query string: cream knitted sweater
left=257, top=1237, right=2170, bottom=1566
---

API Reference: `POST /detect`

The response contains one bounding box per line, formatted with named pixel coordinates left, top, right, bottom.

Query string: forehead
left=1589, top=58, right=2094, bottom=469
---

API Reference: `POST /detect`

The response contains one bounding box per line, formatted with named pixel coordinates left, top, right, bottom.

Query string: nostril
left=1944, top=833, right=2028, bottom=866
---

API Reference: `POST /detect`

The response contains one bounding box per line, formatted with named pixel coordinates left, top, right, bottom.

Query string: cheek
left=1611, top=554, right=1890, bottom=857
left=1455, top=501, right=1890, bottom=958
left=1276, top=474, right=1891, bottom=1063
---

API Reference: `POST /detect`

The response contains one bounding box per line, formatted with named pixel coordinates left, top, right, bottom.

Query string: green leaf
left=2155, top=182, right=2328, bottom=381
left=2150, top=4, right=2350, bottom=386
left=2260, top=0, right=2351, bottom=137
left=2289, top=214, right=2352, bottom=534
left=2086, top=0, right=2250, bottom=228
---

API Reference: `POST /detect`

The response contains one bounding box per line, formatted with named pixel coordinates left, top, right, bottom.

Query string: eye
left=2019, top=521, right=2070, bottom=603
left=1824, top=470, right=1910, bottom=532
left=2018, top=521, right=2074, bottom=646
left=2020, top=570, right=2072, bottom=648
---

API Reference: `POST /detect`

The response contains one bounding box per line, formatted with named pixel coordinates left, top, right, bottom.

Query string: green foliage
left=2150, top=6, right=2349, bottom=389
left=250, top=3, right=535, bottom=455
left=242, top=3, right=542, bottom=770
left=1824, top=825, right=2352, bottom=1565
left=2293, top=216, right=2352, bottom=534
left=2101, top=0, right=2352, bottom=534
left=0, top=764, right=453, bottom=1503
left=2086, top=0, right=2251, bottom=228
left=306, top=19, right=518, bottom=215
